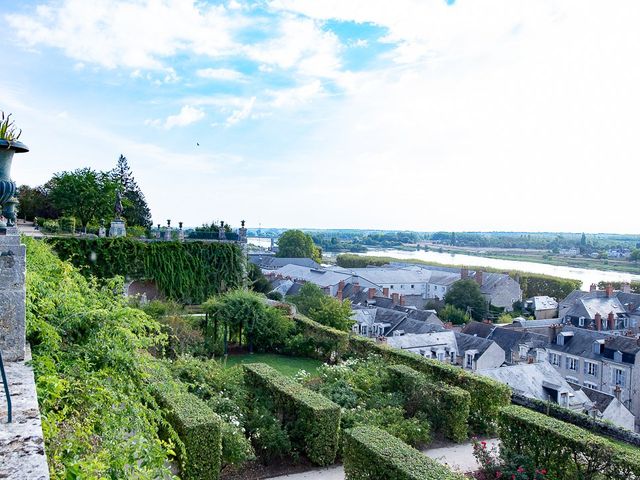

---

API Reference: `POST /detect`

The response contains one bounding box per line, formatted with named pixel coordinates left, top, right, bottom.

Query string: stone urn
left=0, top=139, right=28, bottom=209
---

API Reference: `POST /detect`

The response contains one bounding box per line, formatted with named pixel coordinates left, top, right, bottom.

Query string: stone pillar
left=109, top=219, right=126, bottom=237
left=0, top=227, right=26, bottom=361
left=163, top=220, right=172, bottom=241
left=218, top=221, right=226, bottom=240
left=178, top=222, right=185, bottom=242
left=238, top=220, right=247, bottom=243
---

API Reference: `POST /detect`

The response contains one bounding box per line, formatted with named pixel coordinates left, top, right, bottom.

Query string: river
left=247, top=238, right=640, bottom=288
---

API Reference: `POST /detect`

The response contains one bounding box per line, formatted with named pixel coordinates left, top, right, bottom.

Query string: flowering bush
left=472, top=438, right=547, bottom=480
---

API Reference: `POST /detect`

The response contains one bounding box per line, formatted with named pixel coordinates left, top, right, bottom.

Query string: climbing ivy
left=46, top=237, right=245, bottom=303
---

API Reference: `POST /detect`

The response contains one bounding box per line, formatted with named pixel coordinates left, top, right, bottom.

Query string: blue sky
left=2, top=0, right=639, bottom=232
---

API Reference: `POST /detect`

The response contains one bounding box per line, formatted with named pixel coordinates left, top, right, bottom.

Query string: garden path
left=266, top=438, right=499, bottom=479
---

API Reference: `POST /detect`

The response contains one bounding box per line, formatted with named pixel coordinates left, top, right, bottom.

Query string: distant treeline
left=335, top=254, right=581, bottom=300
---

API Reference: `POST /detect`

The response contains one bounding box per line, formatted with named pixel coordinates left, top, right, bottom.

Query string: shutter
left=583, top=361, right=587, bottom=375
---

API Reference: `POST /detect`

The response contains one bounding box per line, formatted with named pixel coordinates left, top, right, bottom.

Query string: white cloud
left=267, top=81, right=324, bottom=108
left=163, top=105, right=205, bottom=129
left=196, top=68, right=246, bottom=81
left=226, top=97, right=256, bottom=125
left=6, top=0, right=243, bottom=70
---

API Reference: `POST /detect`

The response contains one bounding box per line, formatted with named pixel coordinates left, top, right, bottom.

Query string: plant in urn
left=0, top=112, right=28, bottom=228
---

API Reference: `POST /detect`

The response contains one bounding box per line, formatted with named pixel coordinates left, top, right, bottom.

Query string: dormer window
left=578, top=317, right=585, bottom=327
left=519, top=345, right=528, bottom=359
left=614, top=351, right=623, bottom=363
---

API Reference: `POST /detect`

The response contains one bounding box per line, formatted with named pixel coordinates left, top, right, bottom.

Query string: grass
left=218, top=353, right=323, bottom=377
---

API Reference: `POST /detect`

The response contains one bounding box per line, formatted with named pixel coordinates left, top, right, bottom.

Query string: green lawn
left=218, top=353, right=323, bottom=377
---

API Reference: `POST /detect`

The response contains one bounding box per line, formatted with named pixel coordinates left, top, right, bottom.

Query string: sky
left=1, top=0, right=639, bottom=233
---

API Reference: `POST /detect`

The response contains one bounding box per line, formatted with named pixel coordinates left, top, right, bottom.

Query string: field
left=218, top=353, right=323, bottom=377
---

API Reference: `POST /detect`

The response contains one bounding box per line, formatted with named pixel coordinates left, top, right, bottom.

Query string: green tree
left=630, top=249, right=640, bottom=262
left=444, top=279, right=488, bottom=321
left=276, top=229, right=322, bottom=262
left=438, top=304, right=470, bottom=325
left=110, top=155, right=152, bottom=228
left=289, top=282, right=353, bottom=331
left=16, top=184, right=59, bottom=220
left=48, top=168, right=117, bottom=229
left=248, top=262, right=271, bottom=294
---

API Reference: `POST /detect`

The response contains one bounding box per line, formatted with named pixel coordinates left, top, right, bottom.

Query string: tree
left=276, top=229, right=322, bottom=262
left=248, top=262, right=271, bottom=294
left=16, top=184, right=59, bottom=220
left=49, top=168, right=117, bottom=229
left=289, top=282, right=353, bottom=331
left=630, top=249, right=640, bottom=263
left=438, top=304, right=470, bottom=325
left=444, top=279, right=488, bottom=321
left=110, top=155, right=152, bottom=228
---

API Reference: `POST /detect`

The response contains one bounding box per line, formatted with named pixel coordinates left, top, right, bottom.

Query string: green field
left=218, top=353, right=323, bottom=377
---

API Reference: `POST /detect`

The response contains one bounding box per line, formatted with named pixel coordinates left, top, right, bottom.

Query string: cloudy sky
left=2, top=0, right=638, bottom=232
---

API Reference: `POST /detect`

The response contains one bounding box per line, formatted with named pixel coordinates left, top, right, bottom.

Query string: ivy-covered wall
left=46, top=237, right=245, bottom=304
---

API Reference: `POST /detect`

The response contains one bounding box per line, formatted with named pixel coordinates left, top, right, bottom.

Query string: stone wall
left=0, top=229, right=26, bottom=362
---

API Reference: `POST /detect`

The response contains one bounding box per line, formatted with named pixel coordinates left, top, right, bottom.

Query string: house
left=249, top=254, right=320, bottom=270
left=384, top=330, right=504, bottom=371
left=474, top=270, right=523, bottom=312
left=266, top=265, right=376, bottom=296
left=351, top=305, right=444, bottom=338
left=567, top=381, right=636, bottom=431
left=543, top=326, right=640, bottom=427
left=504, top=317, right=564, bottom=334
left=559, top=284, right=640, bottom=332
left=461, top=321, right=548, bottom=365
left=525, top=296, right=559, bottom=319
left=478, top=362, right=593, bottom=412
left=330, top=265, right=432, bottom=298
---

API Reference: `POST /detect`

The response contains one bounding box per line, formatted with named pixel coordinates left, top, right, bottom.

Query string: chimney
left=590, top=283, right=597, bottom=293
left=622, top=283, right=632, bottom=294
left=608, top=312, right=615, bottom=330
left=605, top=284, right=614, bottom=298
left=353, top=282, right=361, bottom=294
left=368, top=288, right=376, bottom=300
left=461, top=267, right=469, bottom=280
left=400, top=295, right=406, bottom=306
left=614, top=385, right=622, bottom=401
left=392, top=292, right=400, bottom=304
left=475, top=270, right=483, bottom=286
left=595, top=313, right=602, bottom=331
left=338, top=280, right=345, bottom=292
left=548, top=324, right=562, bottom=343
left=336, top=290, right=343, bottom=302
left=382, top=287, right=389, bottom=297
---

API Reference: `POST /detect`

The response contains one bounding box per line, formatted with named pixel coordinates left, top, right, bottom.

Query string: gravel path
left=266, top=438, right=499, bottom=479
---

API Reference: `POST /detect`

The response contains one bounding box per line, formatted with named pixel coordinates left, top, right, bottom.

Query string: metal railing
left=0, top=348, right=11, bottom=423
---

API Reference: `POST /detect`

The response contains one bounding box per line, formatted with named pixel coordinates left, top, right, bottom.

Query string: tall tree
left=110, top=155, right=152, bottom=228
left=276, top=229, right=321, bottom=262
left=49, top=168, right=117, bottom=229
left=444, top=279, right=488, bottom=321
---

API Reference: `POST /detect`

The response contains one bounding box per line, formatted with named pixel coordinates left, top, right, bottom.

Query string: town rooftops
left=454, top=332, right=495, bottom=358
left=528, top=296, right=559, bottom=311
left=271, top=264, right=351, bottom=288
left=249, top=255, right=320, bottom=270
left=330, top=266, right=431, bottom=286
left=386, top=330, right=457, bottom=351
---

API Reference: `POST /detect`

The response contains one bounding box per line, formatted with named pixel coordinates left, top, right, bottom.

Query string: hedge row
left=348, top=335, right=511, bottom=434
left=343, top=426, right=465, bottom=480
left=243, top=363, right=341, bottom=466
left=387, top=365, right=470, bottom=442
left=498, top=405, right=640, bottom=480
left=150, top=381, right=222, bottom=480
left=289, top=313, right=350, bottom=361
left=512, top=392, right=640, bottom=447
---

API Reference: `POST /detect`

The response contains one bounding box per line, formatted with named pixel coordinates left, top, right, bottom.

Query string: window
left=566, top=357, right=579, bottom=371
left=465, top=353, right=474, bottom=368
left=548, top=352, right=561, bottom=366
left=437, top=351, right=445, bottom=362
left=450, top=351, right=456, bottom=363
left=585, top=361, right=598, bottom=376
left=613, top=368, right=626, bottom=387
left=411, top=284, right=415, bottom=289
left=583, top=381, right=598, bottom=390
left=578, top=317, right=585, bottom=327
left=519, top=345, right=528, bottom=359
left=390, top=285, right=394, bottom=289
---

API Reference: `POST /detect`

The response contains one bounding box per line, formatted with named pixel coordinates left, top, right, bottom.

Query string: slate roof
left=386, top=331, right=457, bottom=351
left=560, top=289, right=640, bottom=319
left=352, top=305, right=445, bottom=336
left=331, top=266, right=431, bottom=285
left=271, top=265, right=351, bottom=288
left=507, top=318, right=562, bottom=329
left=546, top=326, right=640, bottom=363
left=460, top=321, right=495, bottom=338
left=530, top=296, right=559, bottom=311
left=461, top=321, right=547, bottom=357
left=249, top=255, right=320, bottom=270
left=567, top=381, right=615, bottom=412
left=454, top=332, right=495, bottom=358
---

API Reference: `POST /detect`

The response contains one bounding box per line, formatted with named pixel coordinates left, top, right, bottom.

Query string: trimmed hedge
left=343, top=426, right=465, bottom=480
left=289, top=313, right=350, bottom=361
left=387, top=365, right=470, bottom=442
left=512, top=392, right=640, bottom=447
left=243, top=363, right=341, bottom=466
left=499, top=405, right=640, bottom=480
left=348, top=335, right=510, bottom=434
left=151, top=382, right=223, bottom=480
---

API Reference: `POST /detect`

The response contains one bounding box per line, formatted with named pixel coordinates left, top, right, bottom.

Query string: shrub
left=289, top=282, right=354, bottom=331
left=58, top=217, right=76, bottom=233
left=151, top=382, right=222, bottom=480
left=343, top=426, right=465, bottom=480
left=387, top=365, right=470, bottom=442
left=40, top=218, right=59, bottom=233
left=266, top=291, right=283, bottom=301
left=347, top=336, right=510, bottom=434
left=498, top=405, right=640, bottom=480
left=243, top=363, right=341, bottom=466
